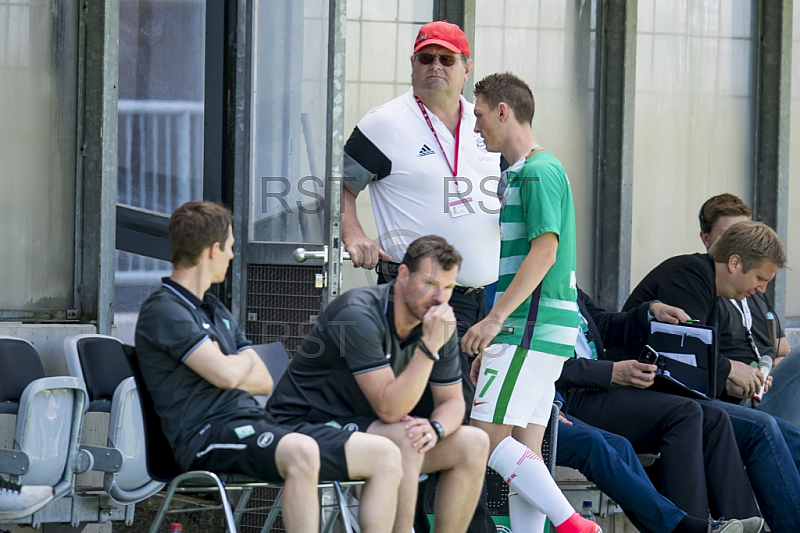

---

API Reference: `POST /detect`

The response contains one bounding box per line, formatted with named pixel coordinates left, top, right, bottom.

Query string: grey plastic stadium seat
left=251, top=342, right=291, bottom=406
left=0, top=336, right=87, bottom=523
left=63, top=333, right=165, bottom=505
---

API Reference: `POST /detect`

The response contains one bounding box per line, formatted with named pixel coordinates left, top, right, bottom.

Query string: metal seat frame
left=153, top=472, right=361, bottom=533
left=124, top=341, right=361, bottom=533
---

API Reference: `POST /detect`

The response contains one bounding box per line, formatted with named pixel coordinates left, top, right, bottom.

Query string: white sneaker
left=0, top=479, right=54, bottom=519
left=708, top=518, right=744, bottom=533
left=738, top=517, right=764, bottom=533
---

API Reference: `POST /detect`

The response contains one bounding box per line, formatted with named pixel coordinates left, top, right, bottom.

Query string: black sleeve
left=715, top=355, right=732, bottom=398
left=226, top=309, right=252, bottom=351
left=556, top=358, right=614, bottom=390
left=753, top=291, right=784, bottom=341
left=583, top=293, right=651, bottom=350
left=325, top=303, right=390, bottom=375
left=342, top=126, right=392, bottom=190
left=430, top=333, right=462, bottom=385
left=640, top=262, right=715, bottom=325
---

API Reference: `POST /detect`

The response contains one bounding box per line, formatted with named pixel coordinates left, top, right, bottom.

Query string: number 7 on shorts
left=479, top=368, right=498, bottom=398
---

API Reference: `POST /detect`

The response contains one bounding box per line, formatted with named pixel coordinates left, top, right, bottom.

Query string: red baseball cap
left=413, top=20, right=470, bottom=58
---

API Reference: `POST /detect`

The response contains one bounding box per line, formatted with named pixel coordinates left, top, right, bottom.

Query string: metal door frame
left=230, top=0, right=347, bottom=355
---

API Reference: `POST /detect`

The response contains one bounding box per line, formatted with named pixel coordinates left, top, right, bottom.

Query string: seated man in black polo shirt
left=697, top=193, right=800, bottom=425
left=267, top=235, right=490, bottom=533
left=135, top=201, right=402, bottom=533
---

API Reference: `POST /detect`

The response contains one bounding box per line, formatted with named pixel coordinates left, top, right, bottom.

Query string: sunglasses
left=415, top=53, right=460, bottom=67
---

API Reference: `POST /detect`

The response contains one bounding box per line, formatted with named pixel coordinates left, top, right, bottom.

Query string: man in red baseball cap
left=406, top=21, right=474, bottom=137
left=414, top=20, right=471, bottom=58
left=342, top=18, right=502, bottom=533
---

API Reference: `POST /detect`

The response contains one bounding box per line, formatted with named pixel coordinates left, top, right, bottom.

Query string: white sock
left=509, top=491, right=547, bottom=533
left=488, top=436, right=574, bottom=526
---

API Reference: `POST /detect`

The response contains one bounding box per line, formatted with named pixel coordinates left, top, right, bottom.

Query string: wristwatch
left=648, top=300, right=661, bottom=319
left=430, top=420, right=445, bottom=442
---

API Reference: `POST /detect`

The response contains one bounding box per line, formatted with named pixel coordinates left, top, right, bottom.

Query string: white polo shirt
left=344, top=89, right=501, bottom=288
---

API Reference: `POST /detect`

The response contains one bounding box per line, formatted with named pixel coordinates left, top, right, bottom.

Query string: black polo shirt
left=135, top=278, right=262, bottom=464
left=266, top=283, right=462, bottom=424
left=717, top=292, right=783, bottom=366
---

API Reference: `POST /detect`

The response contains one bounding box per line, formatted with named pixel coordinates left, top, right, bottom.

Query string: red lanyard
left=415, top=95, right=461, bottom=179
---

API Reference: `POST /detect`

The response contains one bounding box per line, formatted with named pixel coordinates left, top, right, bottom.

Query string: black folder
left=647, top=321, right=717, bottom=399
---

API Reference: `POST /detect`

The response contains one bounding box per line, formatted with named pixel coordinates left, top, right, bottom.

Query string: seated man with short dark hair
left=267, top=235, right=490, bottom=533
left=135, top=201, right=402, bottom=533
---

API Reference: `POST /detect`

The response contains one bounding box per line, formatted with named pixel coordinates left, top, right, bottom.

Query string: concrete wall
left=787, top=4, right=800, bottom=318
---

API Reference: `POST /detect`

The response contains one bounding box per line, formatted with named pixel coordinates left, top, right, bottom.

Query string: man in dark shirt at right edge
left=623, top=220, right=800, bottom=531
left=697, top=193, right=800, bottom=426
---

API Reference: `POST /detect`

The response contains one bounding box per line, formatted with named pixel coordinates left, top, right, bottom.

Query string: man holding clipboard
left=623, top=221, right=800, bottom=531
left=557, top=289, right=759, bottom=531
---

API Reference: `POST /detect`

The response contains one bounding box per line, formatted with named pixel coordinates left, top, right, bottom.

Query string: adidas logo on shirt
left=418, top=144, right=435, bottom=157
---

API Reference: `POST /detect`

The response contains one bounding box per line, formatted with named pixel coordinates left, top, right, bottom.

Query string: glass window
left=631, top=0, right=754, bottom=287
left=0, top=1, right=79, bottom=312
left=787, top=0, right=800, bottom=318
left=114, top=250, right=171, bottom=345
left=115, top=0, right=206, bottom=331
left=117, top=0, right=206, bottom=214
left=340, top=0, right=433, bottom=291
left=473, top=0, right=597, bottom=293
left=249, top=0, right=332, bottom=244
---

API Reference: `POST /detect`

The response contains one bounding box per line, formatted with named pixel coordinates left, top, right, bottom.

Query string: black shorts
left=272, top=410, right=378, bottom=434
left=319, top=415, right=377, bottom=433
left=186, top=413, right=353, bottom=481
